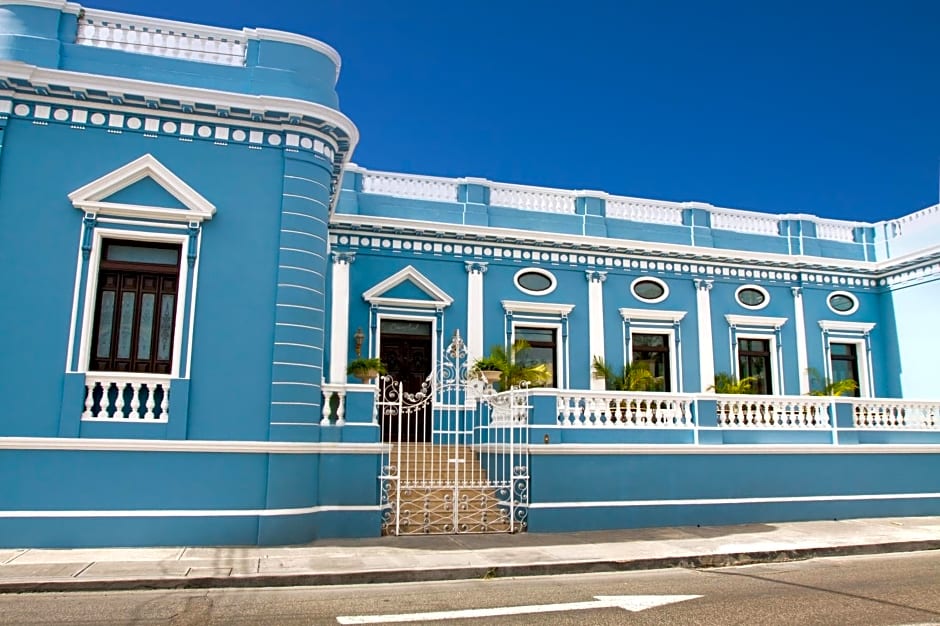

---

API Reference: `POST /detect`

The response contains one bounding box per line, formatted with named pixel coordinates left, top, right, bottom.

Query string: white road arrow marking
left=336, top=594, right=702, bottom=624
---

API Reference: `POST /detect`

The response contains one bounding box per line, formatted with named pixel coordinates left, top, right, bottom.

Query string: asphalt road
left=1, top=551, right=938, bottom=625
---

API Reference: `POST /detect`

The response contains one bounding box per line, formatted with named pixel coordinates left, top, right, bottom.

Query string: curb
left=1, top=540, right=938, bottom=594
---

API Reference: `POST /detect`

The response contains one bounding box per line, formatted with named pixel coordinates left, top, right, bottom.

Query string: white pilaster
left=586, top=270, right=607, bottom=390
left=329, top=252, right=355, bottom=383
left=792, top=286, right=810, bottom=393
left=465, top=261, right=487, bottom=361
left=694, top=279, right=715, bottom=392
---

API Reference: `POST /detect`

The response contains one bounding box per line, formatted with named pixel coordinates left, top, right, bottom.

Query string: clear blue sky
left=88, top=0, right=938, bottom=222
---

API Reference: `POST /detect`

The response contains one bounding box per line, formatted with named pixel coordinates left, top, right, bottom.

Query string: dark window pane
left=737, top=288, right=766, bottom=307
left=633, top=333, right=665, bottom=348
left=106, top=244, right=179, bottom=265
left=830, top=343, right=855, bottom=357
left=157, top=295, right=175, bottom=362
left=137, top=293, right=155, bottom=360
left=95, top=291, right=115, bottom=358
left=116, top=292, right=136, bottom=360
left=380, top=320, right=432, bottom=336
left=517, top=271, right=553, bottom=292
left=633, top=280, right=665, bottom=300
left=829, top=294, right=855, bottom=312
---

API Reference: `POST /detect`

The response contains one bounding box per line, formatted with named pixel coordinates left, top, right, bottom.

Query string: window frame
left=513, top=267, right=557, bottom=296
left=89, top=239, right=183, bottom=374
left=736, top=335, right=775, bottom=395
left=828, top=340, right=863, bottom=398
left=735, top=284, right=770, bottom=311
left=629, top=330, right=675, bottom=392
left=511, top=321, right=563, bottom=389
left=76, top=228, right=192, bottom=378
left=826, top=290, right=859, bottom=316
left=630, top=276, right=669, bottom=304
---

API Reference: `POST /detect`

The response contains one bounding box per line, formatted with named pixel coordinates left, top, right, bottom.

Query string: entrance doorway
left=379, top=319, right=433, bottom=442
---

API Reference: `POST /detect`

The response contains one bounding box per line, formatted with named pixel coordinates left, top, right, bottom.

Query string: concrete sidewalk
left=1, top=516, right=939, bottom=593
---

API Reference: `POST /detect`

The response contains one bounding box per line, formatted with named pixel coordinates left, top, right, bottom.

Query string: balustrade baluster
left=83, top=383, right=96, bottom=419
left=128, top=382, right=141, bottom=419
left=144, top=385, right=156, bottom=420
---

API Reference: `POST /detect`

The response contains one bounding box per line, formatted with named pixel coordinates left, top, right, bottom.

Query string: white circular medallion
left=126, top=117, right=142, bottom=130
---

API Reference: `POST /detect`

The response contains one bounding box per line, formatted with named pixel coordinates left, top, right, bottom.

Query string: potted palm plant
left=709, top=372, right=759, bottom=394
left=591, top=357, right=663, bottom=392
left=806, top=368, right=858, bottom=396
left=346, top=357, right=386, bottom=383
left=473, top=339, right=551, bottom=391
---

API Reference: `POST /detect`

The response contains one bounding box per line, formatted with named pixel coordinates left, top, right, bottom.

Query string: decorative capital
left=585, top=270, right=607, bottom=283
left=693, top=278, right=714, bottom=292
left=465, top=261, right=488, bottom=274
left=791, top=286, right=803, bottom=297
left=332, top=251, right=356, bottom=265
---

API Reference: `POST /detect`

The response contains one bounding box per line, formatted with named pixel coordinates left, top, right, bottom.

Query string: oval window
left=735, top=285, right=769, bottom=310
left=514, top=268, right=556, bottom=295
left=827, top=292, right=858, bottom=315
left=631, top=277, right=669, bottom=303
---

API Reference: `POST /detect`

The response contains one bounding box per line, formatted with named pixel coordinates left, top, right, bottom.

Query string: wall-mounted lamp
left=353, top=327, right=365, bottom=358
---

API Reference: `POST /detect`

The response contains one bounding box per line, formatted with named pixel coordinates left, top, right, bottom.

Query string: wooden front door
left=379, top=320, right=433, bottom=442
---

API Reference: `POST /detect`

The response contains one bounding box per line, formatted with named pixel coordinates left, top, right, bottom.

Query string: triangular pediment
left=68, top=154, right=216, bottom=223
left=363, top=265, right=453, bottom=309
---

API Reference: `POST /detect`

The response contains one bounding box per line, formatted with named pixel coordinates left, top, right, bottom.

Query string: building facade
left=1, top=1, right=938, bottom=547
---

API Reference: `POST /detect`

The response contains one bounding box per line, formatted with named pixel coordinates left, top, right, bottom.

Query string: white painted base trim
left=529, top=492, right=940, bottom=509
left=527, top=443, right=940, bottom=454
left=0, top=505, right=381, bottom=518
left=0, top=437, right=383, bottom=454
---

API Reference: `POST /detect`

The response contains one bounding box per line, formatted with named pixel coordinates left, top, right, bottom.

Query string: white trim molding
left=69, top=154, right=216, bottom=223
left=0, top=436, right=385, bottom=454
left=619, top=308, right=686, bottom=323
left=819, top=320, right=876, bottom=333
left=502, top=300, right=575, bottom=316
left=725, top=314, right=788, bottom=329
left=363, top=265, right=454, bottom=309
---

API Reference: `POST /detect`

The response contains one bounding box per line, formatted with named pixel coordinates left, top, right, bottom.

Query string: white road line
left=335, top=594, right=702, bottom=623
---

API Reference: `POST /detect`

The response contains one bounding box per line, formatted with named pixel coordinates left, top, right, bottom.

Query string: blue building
left=1, top=1, right=938, bottom=547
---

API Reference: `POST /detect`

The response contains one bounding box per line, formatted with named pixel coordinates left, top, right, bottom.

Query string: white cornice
left=0, top=0, right=79, bottom=9
left=502, top=300, right=575, bottom=316
left=331, top=214, right=875, bottom=274
left=0, top=436, right=385, bottom=454
left=0, top=61, right=358, bottom=150
left=619, top=308, right=687, bottom=323
left=819, top=320, right=876, bottom=333
left=725, top=314, right=788, bottom=328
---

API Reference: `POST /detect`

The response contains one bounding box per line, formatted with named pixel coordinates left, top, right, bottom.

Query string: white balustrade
left=606, top=197, right=685, bottom=225
left=321, top=384, right=347, bottom=425
left=888, top=203, right=940, bottom=238
left=815, top=221, right=856, bottom=242
left=556, top=391, right=694, bottom=428
left=489, top=184, right=576, bottom=214
left=76, top=12, right=247, bottom=67
left=850, top=400, right=939, bottom=429
left=82, top=374, right=170, bottom=422
left=360, top=172, right=459, bottom=203
left=715, top=395, right=830, bottom=429
left=710, top=210, right=780, bottom=236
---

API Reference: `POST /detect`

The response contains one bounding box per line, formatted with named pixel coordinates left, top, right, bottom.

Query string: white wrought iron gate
left=378, top=331, right=530, bottom=535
